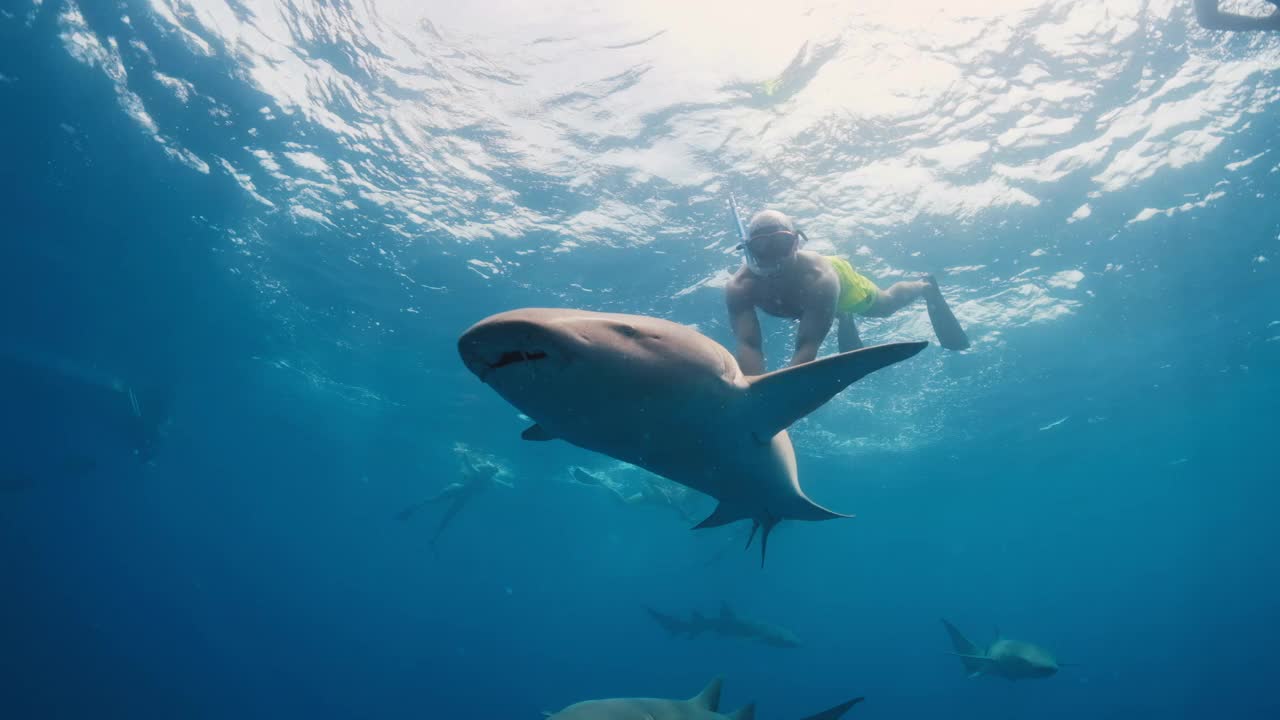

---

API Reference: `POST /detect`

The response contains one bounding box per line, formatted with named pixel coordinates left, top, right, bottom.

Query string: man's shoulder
left=797, top=252, right=839, bottom=302
left=797, top=251, right=837, bottom=281
left=725, top=266, right=756, bottom=303
left=797, top=249, right=831, bottom=267
left=726, top=264, right=755, bottom=290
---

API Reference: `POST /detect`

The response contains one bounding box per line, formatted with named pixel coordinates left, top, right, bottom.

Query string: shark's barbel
left=458, top=308, right=926, bottom=564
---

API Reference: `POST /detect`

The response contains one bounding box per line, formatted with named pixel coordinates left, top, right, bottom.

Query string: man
left=725, top=209, right=969, bottom=375
left=397, top=452, right=512, bottom=548
left=1195, top=0, right=1280, bottom=31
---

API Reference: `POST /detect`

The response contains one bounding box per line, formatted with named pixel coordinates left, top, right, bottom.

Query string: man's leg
left=865, top=275, right=970, bottom=351
left=836, top=313, right=863, bottom=352
left=862, top=280, right=928, bottom=317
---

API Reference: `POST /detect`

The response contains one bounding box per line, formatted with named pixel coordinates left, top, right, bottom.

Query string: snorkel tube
left=731, top=193, right=776, bottom=276
left=729, top=193, right=750, bottom=244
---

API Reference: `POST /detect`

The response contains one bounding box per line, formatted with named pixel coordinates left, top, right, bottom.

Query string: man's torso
left=732, top=250, right=837, bottom=319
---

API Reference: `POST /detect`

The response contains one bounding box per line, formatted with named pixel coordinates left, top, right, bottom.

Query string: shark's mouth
left=488, top=349, right=548, bottom=372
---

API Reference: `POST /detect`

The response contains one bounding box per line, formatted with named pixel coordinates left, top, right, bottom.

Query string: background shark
left=0, top=344, right=173, bottom=473
left=646, top=603, right=802, bottom=648
left=458, top=308, right=926, bottom=564
left=544, top=677, right=863, bottom=720
left=941, top=619, right=1061, bottom=680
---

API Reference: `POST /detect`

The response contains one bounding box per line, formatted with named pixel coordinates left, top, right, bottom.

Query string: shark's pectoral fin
left=796, top=697, right=865, bottom=720
left=521, top=423, right=556, bottom=441
left=950, top=653, right=994, bottom=677
left=743, top=341, right=928, bottom=439
left=727, top=702, right=756, bottom=720
left=690, top=677, right=723, bottom=712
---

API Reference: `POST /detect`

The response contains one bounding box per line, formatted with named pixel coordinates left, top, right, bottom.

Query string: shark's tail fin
left=695, top=500, right=849, bottom=568
left=941, top=619, right=989, bottom=676
left=796, top=697, right=864, bottom=720
left=727, top=702, right=756, bottom=720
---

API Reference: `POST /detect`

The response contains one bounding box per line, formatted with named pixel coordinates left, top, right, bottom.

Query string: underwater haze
left=2, top=0, right=1278, bottom=718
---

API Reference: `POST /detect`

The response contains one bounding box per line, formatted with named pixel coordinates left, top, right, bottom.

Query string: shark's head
left=458, top=308, right=733, bottom=423
left=766, top=627, right=803, bottom=648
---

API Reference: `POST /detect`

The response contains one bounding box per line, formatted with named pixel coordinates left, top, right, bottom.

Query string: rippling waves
left=30, top=0, right=1280, bottom=452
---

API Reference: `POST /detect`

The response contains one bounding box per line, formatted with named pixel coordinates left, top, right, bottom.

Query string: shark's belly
left=557, top=416, right=796, bottom=509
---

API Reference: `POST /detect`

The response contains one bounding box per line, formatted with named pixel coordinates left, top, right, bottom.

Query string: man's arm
left=726, top=280, right=766, bottom=375
left=789, top=272, right=838, bottom=367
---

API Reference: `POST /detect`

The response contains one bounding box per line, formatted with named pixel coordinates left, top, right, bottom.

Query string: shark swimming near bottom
left=457, top=308, right=926, bottom=565
left=941, top=619, right=1061, bottom=680
left=647, top=603, right=801, bottom=648
left=544, top=677, right=863, bottom=720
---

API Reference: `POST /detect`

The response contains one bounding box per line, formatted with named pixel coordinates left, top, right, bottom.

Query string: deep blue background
left=2, top=2, right=1279, bottom=719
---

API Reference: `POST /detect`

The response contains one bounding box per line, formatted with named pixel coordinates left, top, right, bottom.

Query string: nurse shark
left=544, top=677, right=863, bottom=720
left=646, top=603, right=802, bottom=648
left=941, top=619, right=1061, bottom=681
left=457, top=308, right=925, bottom=564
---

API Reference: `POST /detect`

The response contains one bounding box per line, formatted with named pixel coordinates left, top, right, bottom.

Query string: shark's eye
left=615, top=324, right=639, bottom=337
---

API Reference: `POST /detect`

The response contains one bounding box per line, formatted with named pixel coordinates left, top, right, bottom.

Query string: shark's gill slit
left=490, top=350, right=548, bottom=370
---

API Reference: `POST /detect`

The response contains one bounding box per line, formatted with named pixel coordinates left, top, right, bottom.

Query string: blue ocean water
left=2, top=0, right=1279, bottom=717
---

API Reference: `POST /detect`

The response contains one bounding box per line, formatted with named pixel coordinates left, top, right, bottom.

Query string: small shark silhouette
left=646, top=603, right=801, bottom=648
left=941, top=619, right=1061, bottom=681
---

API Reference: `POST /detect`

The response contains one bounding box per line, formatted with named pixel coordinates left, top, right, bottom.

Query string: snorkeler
left=397, top=453, right=512, bottom=548
left=1194, top=0, right=1280, bottom=31
left=725, top=208, right=970, bottom=374
left=123, top=384, right=173, bottom=463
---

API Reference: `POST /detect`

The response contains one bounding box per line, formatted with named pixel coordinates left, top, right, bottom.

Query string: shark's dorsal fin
left=719, top=601, right=736, bottom=620
left=727, top=702, right=756, bottom=720
left=690, top=677, right=723, bottom=711
left=796, top=697, right=865, bottom=720
left=521, top=424, right=556, bottom=441
left=742, top=342, right=927, bottom=441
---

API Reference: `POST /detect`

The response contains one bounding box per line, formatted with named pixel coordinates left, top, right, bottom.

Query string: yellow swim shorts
left=827, top=256, right=880, bottom=316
